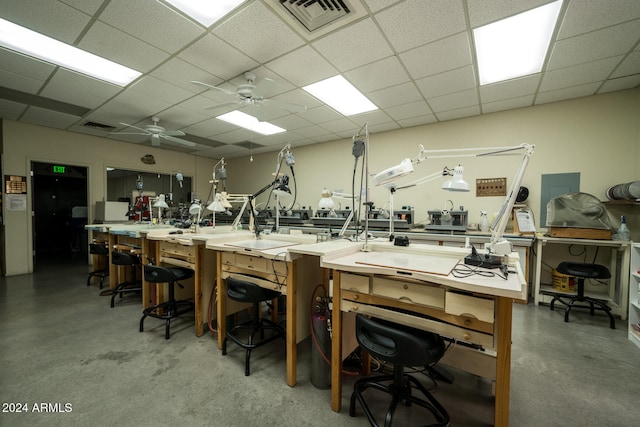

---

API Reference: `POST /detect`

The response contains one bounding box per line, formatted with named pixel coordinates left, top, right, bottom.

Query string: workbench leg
left=286, top=261, right=297, bottom=387
left=331, top=271, right=342, bottom=412
left=216, top=252, right=226, bottom=350
left=495, top=297, right=513, bottom=427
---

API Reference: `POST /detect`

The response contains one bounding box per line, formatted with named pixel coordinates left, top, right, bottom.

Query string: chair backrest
left=111, top=251, right=140, bottom=266
left=226, top=277, right=279, bottom=303
left=556, top=262, right=611, bottom=280
left=144, top=264, right=177, bottom=283
left=89, top=243, right=108, bottom=255
left=355, top=314, right=445, bottom=367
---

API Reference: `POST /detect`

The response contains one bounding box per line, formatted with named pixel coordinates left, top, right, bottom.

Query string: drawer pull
left=463, top=333, right=471, bottom=340
left=464, top=319, right=472, bottom=327
left=403, top=284, right=409, bottom=290
left=352, top=306, right=358, bottom=311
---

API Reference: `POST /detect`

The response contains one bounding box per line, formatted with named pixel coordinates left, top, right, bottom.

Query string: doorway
left=31, top=162, right=88, bottom=269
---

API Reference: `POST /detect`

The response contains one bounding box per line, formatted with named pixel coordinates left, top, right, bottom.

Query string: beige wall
left=2, top=89, right=639, bottom=275
left=225, top=89, right=640, bottom=236
left=1, top=121, right=215, bottom=275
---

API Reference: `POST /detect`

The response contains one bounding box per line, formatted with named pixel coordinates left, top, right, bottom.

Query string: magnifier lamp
left=153, top=194, right=169, bottom=222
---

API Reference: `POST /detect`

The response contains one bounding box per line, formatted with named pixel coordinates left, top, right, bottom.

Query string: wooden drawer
left=160, top=241, right=196, bottom=258
left=445, top=291, right=495, bottom=324
left=340, top=273, right=370, bottom=293
left=372, top=277, right=445, bottom=309
left=235, top=253, right=268, bottom=272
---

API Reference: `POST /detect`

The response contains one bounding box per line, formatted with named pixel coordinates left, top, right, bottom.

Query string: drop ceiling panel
left=482, top=95, right=534, bottom=114
left=99, top=0, right=205, bottom=54
left=21, top=106, right=81, bottom=129
left=436, top=105, right=481, bottom=122
left=212, top=1, right=305, bottom=63
left=374, top=0, right=466, bottom=52
left=466, top=0, right=550, bottom=28
left=479, top=75, right=540, bottom=103
left=536, top=82, right=601, bottom=105
left=396, top=115, right=435, bottom=128
left=177, top=33, right=259, bottom=81
left=367, top=82, right=423, bottom=109
left=78, top=21, right=170, bottom=73
left=599, top=75, right=640, bottom=93
left=128, top=75, right=194, bottom=105
left=384, top=100, right=431, bottom=121
left=312, top=18, right=393, bottom=72
left=265, top=46, right=338, bottom=87
left=0, top=69, right=48, bottom=95
left=1, top=0, right=91, bottom=44
left=151, top=58, right=223, bottom=93
left=400, top=32, right=472, bottom=80
left=0, top=99, right=26, bottom=120
left=0, top=49, right=57, bottom=84
left=40, top=69, right=122, bottom=108
left=415, top=66, right=476, bottom=99
left=612, top=51, right=640, bottom=78
left=344, top=56, right=410, bottom=93
left=59, top=0, right=104, bottom=15
left=364, top=0, right=403, bottom=14
left=540, top=56, right=623, bottom=92
left=429, top=88, right=479, bottom=113
left=558, top=0, right=640, bottom=39
left=548, top=20, right=640, bottom=70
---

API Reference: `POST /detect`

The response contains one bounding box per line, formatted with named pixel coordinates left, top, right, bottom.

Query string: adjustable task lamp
left=189, top=200, right=202, bottom=232
left=153, top=194, right=169, bottom=222
left=206, top=193, right=227, bottom=227
left=318, top=188, right=336, bottom=212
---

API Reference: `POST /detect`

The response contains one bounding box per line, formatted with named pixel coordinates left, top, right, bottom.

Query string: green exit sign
left=53, top=165, right=66, bottom=174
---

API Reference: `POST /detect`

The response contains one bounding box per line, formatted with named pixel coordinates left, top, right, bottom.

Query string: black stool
left=140, top=265, right=195, bottom=340
left=222, top=277, right=285, bottom=376
left=550, top=262, right=614, bottom=329
left=87, top=243, right=109, bottom=288
left=110, top=251, right=142, bottom=308
left=350, top=314, right=449, bottom=427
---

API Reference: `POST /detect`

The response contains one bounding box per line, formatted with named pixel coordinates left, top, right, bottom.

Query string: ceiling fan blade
left=161, top=134, right=196, bottom=147
left=252, top=78, right=277, bottom=98
left=262, top=98, right=307, bottom=113
left=162, top=130, right=186, bottom=136
left=246, top=105, right=269, bottom=123
left=203, top=101, right=243, bottom=111
left=191, top=80, right=237, bottom=97
left=110, top=131, right=149, bottom=136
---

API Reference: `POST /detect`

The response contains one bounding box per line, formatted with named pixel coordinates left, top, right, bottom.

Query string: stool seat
left=110, top=251, right=142, bottom=307
left=222, top=277, right=285, bottom=376
left=550, top=262, right=614, bottom=329
left=140, top=264, right=195, bottom=339
left=87, top=243, right=109, bottom=288
left=350, top=314, right=449, bottom=427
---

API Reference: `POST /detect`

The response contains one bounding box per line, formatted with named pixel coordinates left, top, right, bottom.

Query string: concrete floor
left=1, top=255, right=639, bottom=426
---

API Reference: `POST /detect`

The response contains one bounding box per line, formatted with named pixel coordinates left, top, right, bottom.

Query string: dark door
left=32, top=162, right=88, bottom=268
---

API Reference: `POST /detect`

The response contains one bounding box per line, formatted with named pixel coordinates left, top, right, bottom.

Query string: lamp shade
left=273, top=183, right=291, bottom=198
left=441, top=165, right=470, bottom=192
left=189, top=202, right=202, bottom=215
left=207, top=194, right=226, bottom=212
left=153, top=194, right=169, bottom=208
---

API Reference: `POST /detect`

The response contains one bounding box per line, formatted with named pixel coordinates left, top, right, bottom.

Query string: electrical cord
left=451, top=263, right=509, bottom=280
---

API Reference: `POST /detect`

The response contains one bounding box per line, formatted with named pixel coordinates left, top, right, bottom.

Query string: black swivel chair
left=87, top=243, right=109, bottom=288
left=110, top=251, right=142, bottom=308
left=350, top=314, right=450, bottom=427
left=550, top=261, right=615, bottom=329
left=140, top=265, right=195, bottom=340
left=222, top=277, right=286, bottom=376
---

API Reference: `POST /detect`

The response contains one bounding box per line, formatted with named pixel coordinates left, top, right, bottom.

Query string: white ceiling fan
left=192, top=71, right=307, bottom=121
left=110, top=116, right=196, bottom=147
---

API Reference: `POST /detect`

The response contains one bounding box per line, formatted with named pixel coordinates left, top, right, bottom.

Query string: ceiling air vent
left=268, top=0, right=367, bottom=41
left=84, top=121, right=116, bottom=131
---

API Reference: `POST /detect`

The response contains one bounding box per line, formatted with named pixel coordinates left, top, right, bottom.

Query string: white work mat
left=355, top=251, right=461, bottom=276
left=225, top=239, right=299, bottom=250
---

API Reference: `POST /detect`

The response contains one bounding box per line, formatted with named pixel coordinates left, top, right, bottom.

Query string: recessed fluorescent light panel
left=217, top=110, right=286, bottom=135
left=0, top=18, right=141, bottom=87
left=473, top=0, right=562, bottom=85
left=164, top=0, right=246, bottom=27
left=303, top=75, right=378, bottom=116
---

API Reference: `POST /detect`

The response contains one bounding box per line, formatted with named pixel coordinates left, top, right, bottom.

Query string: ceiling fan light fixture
left=303, top=75, right=377, bottom=116
left=164, top=0, right=246, bottom=27
left=0, top=18, right=141, bottom=87
left=216, top=110, right=286, bottom=135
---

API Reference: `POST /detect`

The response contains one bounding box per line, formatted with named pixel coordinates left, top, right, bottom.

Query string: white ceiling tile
left=535, top=82, right=601, bottom=105
left=611, top=50, right=640, bottom=78
left=213, top=1, right=305, bottom=63
left=269, top=114, right=313, bottom=131
left=157, top=105, right=213, bottom=128
left=540, top=57, right=623, bottom=92
left=177, top=33, right=259, bottom=81
left=298, top=105, right=344, bottom=124
left=40, top=69, right=122, bottom=108
left=21, top=106, right=80, bottom=129
left=78, top=21, right=170, bottom=73
left=0, top=49, right=56, bottom=83
left=345, top=56, right=410, bottom=93
left=0, top=98, right=26, bottom=119
left=1, top=0, right=91, bottom=44
left=374, top=0, right=466, bottom=52
left=397, top=115, right=437, bottom=128
left=294, top=125, right=333, bottom=139
left=182, top=117, right=235, bottom=138
left=548, top=20, right=640, bottom=70
left=400, top=32, right=472, bottom=79
left=266, top=46, right=338, bottom=87
left=482, top=95, right=534, bottom=114
left=558, top=0, right=640, bottom=39
left=599, top=75, right=640, bottom=94
left=151, top=58, right=224, bottom=92
left=0, top=69, right=47, bottom=94
left=384, top=100, right=431, bottom=121
left=367, top=82, right=423, bottom=109
left=99, top=91, right=174, bottom=121
left=367, top=121, right=402, bottom=134
left=312, top=18, right=393, bottom=72
left=429, top=89, right=479, bottom=113
left=129, top=75, right=193, bottom=105
left=99, top=0, right=204, bottom=54
left=348, top=108, right=393, bottom=126
left=58, top=0, right=104, bottom=15
left=466, top=0, right=550, bottom=28
left=436, top=105, right=481, bottom=121
left=416, top=66, right=476, bottom=99
left=363, top=0, right=403, bottom=13
left=479, top=75, right=540, bottom=103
